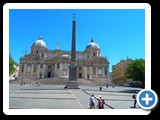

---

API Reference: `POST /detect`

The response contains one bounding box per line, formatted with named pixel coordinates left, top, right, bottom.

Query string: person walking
left=96, top=95, right=105, bottom=109
left=96, top=95, right=103, bottom=109
left=133, top=91, right=138, bottom=108
left=89, top=94, right=95, bottom=109
left=101, top=96, right=105, bottom=109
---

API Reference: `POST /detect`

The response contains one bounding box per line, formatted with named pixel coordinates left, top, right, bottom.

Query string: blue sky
left=9, top=9, right=145, bottom=72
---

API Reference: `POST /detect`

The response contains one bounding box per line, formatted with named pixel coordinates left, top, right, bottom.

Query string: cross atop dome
left=91, top=37, right=94, bottom=42
left=39, top=36, right=42, bottom=40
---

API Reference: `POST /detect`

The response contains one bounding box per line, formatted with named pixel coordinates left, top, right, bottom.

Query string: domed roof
left=32, top=36, right=47, bottom=48
left=86, top=38, right=100, bottom=49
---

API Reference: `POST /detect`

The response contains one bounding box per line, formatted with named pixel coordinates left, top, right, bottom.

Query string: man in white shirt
left=89, top=94, right=95, bottom=109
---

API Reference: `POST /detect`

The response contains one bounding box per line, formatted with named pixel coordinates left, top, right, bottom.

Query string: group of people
left=89, top=90, right=139, bottom=109
left=89, top=94, right=105, bottom=109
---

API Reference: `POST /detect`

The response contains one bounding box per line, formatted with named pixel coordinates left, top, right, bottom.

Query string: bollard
left=106, top=84, right=108, bottom=88
left=100, top=87, right=102, bottom=91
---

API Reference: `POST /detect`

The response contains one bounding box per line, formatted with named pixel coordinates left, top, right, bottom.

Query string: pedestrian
left=96, top=95, right=103, bottom=109
left=96, top=95, right=105, bottom=109
left=101, top=96, right=105, bottom=109
left=132, top=91, right=138, bottom=108
left=89, top=94, right=95, bottom=109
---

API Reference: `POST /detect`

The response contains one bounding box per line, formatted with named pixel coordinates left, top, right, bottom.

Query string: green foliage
left=9, top=54, right=16, bottom=76
left=125, top=59, right=145, bottom=88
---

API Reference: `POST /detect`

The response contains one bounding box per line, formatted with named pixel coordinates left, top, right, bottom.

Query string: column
left=44, top=52, right=47, bottom=60
left=23, top=64, right=27, bottom=76
left=84, top=66, right=87, bottom=79
left=89, top=66, right=92, bottom=79
left=37, top=64, right=40, bottom=78
left=31, top=64, right=34, bottom=76
left=107, top=66, right=110, bottom=84
left=60, top=63, right=62, bottom=76
left=102, top=66, right=105, bottom=78
left=42, top=64, right=46, bottom=78
left=96, top=66, right=98, bottom=78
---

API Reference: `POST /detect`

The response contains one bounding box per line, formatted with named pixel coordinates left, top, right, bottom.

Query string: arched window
left=57, top=63, right=60, bottom=69
left=36, top=50, right=38, bottom=54
left=34, top=67, right=36, bottom=72
left=93, top=53, right=96, bottom=56
left=40, top=65, right=43, bottom=69
left=93, top=67, right=96, bottom=74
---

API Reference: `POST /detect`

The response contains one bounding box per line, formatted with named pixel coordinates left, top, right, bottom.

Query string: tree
left=125, top=59, right=145, bottom=88
left=9, top=54, right=16, bottom=76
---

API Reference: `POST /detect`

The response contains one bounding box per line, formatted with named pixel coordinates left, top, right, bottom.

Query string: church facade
left=17, top=36, right=110, bottom=81
left=17, top=17, right=110, bottom=82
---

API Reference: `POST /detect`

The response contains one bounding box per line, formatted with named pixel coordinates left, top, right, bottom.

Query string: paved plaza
left=9, top=83, right=142, bottom=109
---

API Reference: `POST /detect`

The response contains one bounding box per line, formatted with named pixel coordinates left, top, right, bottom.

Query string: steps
left=11, top=78, right=107, bottom=86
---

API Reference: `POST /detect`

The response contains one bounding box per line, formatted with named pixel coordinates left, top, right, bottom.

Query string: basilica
left=17, top=18, right=110, bottom=82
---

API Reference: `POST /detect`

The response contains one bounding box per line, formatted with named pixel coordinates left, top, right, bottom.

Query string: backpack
left=132, top=95, right=135, bottom=99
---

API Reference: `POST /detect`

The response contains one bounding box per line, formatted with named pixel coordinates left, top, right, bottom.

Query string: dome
left=32, top=36, right=47, bottom=48
left=86, top=38, right=99, bottom=49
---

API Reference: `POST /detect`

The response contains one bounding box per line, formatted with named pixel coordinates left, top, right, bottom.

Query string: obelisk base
left=67, top=81, right=78, bottom=89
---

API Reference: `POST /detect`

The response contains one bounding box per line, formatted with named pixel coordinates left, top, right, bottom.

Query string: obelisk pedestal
left=67, top=62, right=78, bottom=88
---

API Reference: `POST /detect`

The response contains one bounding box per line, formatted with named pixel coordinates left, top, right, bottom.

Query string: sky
left=9, top=9, right=145, bottom=72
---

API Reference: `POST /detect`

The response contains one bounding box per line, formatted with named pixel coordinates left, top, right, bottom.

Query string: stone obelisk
left=67, top=14, right=78, bottom=89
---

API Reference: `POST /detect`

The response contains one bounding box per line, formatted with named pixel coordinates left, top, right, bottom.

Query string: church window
left=93, top=53, right=96, bottom=56
left=41, top=54, right=44, bottom=57
left=34, top=64, right=36, bottom=72
left=40, top=65, right=43, bottom=69
left=93, top=67, right=96, bottom=74
left=57, top=63, right=60, bottom=69
left=36, top=50, right=38, bottom=54
left=105, top=67, right=107, bottom=74
left=34, top=67, right=36, bottom=72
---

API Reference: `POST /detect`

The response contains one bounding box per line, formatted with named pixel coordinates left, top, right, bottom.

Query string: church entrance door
left=79, top=73, right=82, bottom=78
left=48, top=72, right=51, bottom=78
